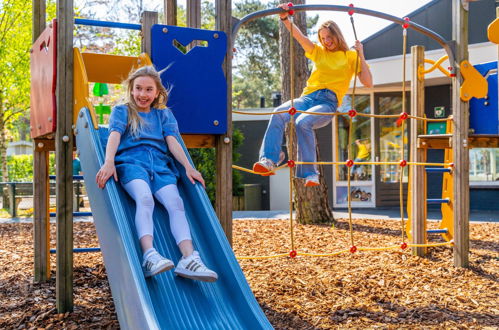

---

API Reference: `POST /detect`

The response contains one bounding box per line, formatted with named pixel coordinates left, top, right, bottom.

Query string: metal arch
left=231, top=4, right=456, bottom=67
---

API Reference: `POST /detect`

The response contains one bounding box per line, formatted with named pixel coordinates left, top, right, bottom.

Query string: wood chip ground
left=0, top=218, right=498, bottom=329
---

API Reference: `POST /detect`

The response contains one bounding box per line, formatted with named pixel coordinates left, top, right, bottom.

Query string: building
left=6, top=141, right=33, bottom=156
left=233, top=0, right=499, bottom=211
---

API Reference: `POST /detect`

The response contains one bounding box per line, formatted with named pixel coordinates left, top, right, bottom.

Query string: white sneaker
left=174, top=251, right=218, bottom=282
left=304, top=174, right=320, bottom=187
left=142, top=250, right=174, bottom=278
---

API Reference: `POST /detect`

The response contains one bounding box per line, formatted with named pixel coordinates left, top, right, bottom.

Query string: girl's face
left=319, top=28, right=337, bottom=51
left=131, top=76, right=159, bottom=111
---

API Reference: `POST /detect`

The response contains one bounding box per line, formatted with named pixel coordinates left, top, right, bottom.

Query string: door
left=375, top=92, right=409, bottom=206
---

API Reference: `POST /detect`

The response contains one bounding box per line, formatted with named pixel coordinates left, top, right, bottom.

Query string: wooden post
left=141, top=11, right=158, bottom=55
left=215, top=0, right=233, bottom=244
left=451, top=0, right=470, bottom=267
left=410, top=45, right=427, bottom=256
left=164, top=0, right=177, bottom=26
left=187, top=0, right=201, bottom=29
left=34, top=142, right=51, bottom=282
left=32, top=0, right=51, bottom=283
left=56, top=0, right=74, bottom=312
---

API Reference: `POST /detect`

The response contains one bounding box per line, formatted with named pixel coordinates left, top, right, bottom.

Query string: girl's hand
left=277, top=3, right=290, bottom=20
left=185, top=167, right=205, bottom=188
left=353, top=40, right=365, bottom=59
left=96, top=161, right=118, bottom=189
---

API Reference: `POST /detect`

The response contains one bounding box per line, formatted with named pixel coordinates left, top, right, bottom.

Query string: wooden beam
left=33, top=0, right=46, bottom=40
left=141, top=11, right=158, bottom=56
left=417, top=134, right=452, bottom=149
left=410, top=45, right=427, bottom=257
left=182, top=134, right=216, bottom=148
left=187, top=0, right=201, bottom=28
left=33, top=0, right=50, bottom=283
left=164, top=0, right=177, bottom=26
left=451, top=0, right=469, bottom=268
left=215, top=0, right=233, bottom=245
left=33, top=146, right=51, bottom=282
left=469, top=135, right=499, bottom=148
left=56, top=0, right=74, bottom=313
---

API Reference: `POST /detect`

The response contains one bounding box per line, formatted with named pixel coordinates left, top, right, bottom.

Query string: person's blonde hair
left=318, top=20, right=349, bottom=52
left=123, top=66, right=168, bottom=137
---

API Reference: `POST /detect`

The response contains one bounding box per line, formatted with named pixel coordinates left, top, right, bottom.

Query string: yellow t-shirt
left=356, top=144, right=370, bottom=160
left=303, top=44, right=360, bottom=106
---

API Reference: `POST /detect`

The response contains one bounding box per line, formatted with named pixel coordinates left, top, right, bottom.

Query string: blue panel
left=151, top=25, right=227, bottom=134
left=75, top=108, right=271, bottom=329
left=470, top=62, right=499, bottom=134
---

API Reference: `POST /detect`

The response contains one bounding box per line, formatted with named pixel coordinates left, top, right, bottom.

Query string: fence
left=0, top=178, right=89, bottom=218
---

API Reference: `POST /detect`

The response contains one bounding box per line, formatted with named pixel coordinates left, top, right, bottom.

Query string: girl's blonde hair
left=123, top=65, right=168, bottom=137
left=318, top=20, right=349, bottom=52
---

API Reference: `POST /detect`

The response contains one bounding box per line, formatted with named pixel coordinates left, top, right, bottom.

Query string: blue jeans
left=259, top=89, right=338, bottom=178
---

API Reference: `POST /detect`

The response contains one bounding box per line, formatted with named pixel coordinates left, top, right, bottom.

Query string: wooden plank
left=410, top=45, right=427, bottom=256
left=417, top=135, right=452, bottom=149
left=33, top=0, right=46, bottom=41
left=182, top=134, right=216, bottom=148
left=32, top=0, right=49, bottom=283
left=451, top=0, right=470, bottom=267
left=33, top=148, right=50, bottom=282
left=164, top=0, right=177, bottom=25
left=56, top=0, right=74, bottom=313
left=141, top=11, right=158, bottom=56
left=469, top=135, right=499, bottom=148
left=187, top=0, right=201, bottom=28
left=216, top=0, right=233, bottom=245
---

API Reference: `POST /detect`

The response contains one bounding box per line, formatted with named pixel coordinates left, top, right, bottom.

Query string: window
left=469, top=148, right=499, bottom=185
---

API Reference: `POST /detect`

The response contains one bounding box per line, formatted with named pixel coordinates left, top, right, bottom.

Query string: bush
left=1, top=154, right=56, bottom=182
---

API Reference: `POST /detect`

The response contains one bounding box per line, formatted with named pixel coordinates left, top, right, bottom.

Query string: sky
left=75, top=0, right=434, bottom=45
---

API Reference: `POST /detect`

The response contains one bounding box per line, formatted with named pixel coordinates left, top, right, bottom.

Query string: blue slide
left=75, top=108, right=272, bottom=329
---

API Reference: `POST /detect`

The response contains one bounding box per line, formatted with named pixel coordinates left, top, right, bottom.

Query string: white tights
left=122, top=179, right=192, bottom=244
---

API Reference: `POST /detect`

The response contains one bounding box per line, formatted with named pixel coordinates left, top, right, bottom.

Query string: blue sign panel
left=151, top=25, right=227, bottom=134
left=470, top=62, right=499, bottom=134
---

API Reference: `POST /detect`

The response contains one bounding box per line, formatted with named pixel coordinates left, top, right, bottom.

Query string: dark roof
left=362, top=0, right=497, bottom=60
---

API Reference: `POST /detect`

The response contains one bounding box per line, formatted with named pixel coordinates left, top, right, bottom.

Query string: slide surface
left=76, top=108, right=272, bottom=330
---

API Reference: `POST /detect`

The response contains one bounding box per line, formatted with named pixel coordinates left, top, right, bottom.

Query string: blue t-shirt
left=109, top=104, right=180, bottom=155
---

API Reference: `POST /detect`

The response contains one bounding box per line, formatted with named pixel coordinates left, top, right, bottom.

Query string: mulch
left=0, top=218, right=498, bottom=329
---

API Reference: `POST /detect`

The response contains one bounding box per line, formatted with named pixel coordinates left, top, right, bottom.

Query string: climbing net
left=232, top=4, right=454, bottom=259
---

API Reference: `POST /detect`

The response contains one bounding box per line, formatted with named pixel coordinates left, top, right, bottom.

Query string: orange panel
left=81, top=53, right=150, bottom=84
left=30, top=19, right=57, bottom=139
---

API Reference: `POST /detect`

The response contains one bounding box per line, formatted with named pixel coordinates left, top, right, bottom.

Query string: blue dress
left=109, top=104, right=180, bottom=193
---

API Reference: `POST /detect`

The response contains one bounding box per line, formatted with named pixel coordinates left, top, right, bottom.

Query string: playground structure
left=29, top=0, right=499, bottom=327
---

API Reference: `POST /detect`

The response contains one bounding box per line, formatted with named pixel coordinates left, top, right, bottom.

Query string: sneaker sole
left=144, top=261, right=174, bottom=278
left=305, top=180, right=320, bottom=187
left=174, top=269, right=218, bottom=282
left=253, top=163, right=275, bottom=176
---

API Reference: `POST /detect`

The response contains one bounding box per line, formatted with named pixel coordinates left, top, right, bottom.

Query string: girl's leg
left=259, top=97, right=309, bottom=164
left=154, top=184, right=193, bottom=258
left=295, top=103, right=336, bottom=178
left=122, top=179, right=155, bottom=253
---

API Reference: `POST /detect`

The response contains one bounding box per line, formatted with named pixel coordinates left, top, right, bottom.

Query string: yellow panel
left=460, top=60, right=488, bottom=102
left=439, top=121, right=454, bottom=242
left=81, top=53, right=152, bottom=84
left=73, top=48, right=98, bottom=129
left=487, top=18, right=499, bottom=44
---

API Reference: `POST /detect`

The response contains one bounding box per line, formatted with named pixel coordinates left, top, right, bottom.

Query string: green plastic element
left=427, top=122, right=447, bottom=135
left=93, top=83, right=109, bottom=97
left=94, top=104, right=111, bottom=124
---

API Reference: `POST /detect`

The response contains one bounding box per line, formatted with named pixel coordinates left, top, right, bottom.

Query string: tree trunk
left=0, top=95, right=8, bottom=182
left=279, top=0, right=334, bottom=224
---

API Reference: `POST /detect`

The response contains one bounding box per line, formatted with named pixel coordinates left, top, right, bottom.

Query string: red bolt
left=449, top=163, right=454, bottom=168
left=289, top=250, right=297, bottom=258
left=287, top=2, right=295, bottom=15
left=350, top=246, right=357, bottom=253
left=287, top=160, right=295, bottom=168
left=288, top=107, right=297, bottom=115
left=399, top=159, right=407, bottom=167
left=401, top=242, right=408, bottom=250
left=348, top=4, right=354, bottom=16
left=232, top=47, right=236, bottom=53
left=402, top=17, right=410, bottom=29
left=346, top=159, right=354, bottom=168
left=399, top=112, right=408, bottom=121
left=348, top=109, right=357, bottom=118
